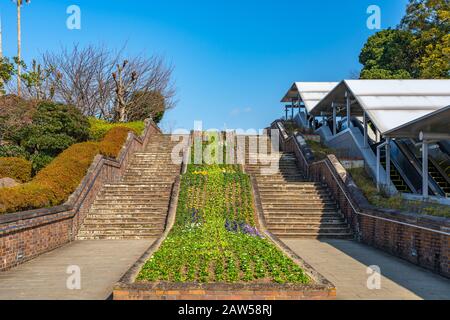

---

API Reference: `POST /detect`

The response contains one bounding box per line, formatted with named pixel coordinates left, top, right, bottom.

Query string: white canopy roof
left=384, top=105, right=450, bottom=139
left=310, top=79, right=450, bottom=135
left=281, top=82, right=338, bottom=112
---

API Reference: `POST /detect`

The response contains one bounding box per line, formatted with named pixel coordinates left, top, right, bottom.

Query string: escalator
left=399, top=139, right=450, bottom=198
left=372, top=141, right=415, bottom=194
left=351, top=117, right=448, bottom=197
left=328, top=117, right=450, bottom=197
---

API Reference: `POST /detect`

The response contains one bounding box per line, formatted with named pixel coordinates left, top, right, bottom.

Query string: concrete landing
left=283, top=239, right=450, bottom=300
left=0, top=240, right=154, bottom=300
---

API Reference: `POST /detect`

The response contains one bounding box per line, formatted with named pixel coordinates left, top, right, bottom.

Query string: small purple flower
left=190, top=208, right=201, bottom=223
left=225, top=219, right=264, bottom=238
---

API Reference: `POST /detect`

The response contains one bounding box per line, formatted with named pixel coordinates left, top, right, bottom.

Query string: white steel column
left=332, top=102, right=337, bottom=135
left=363, top=112, right=368, bottom=147
left=385, top=138, right=391, bottom=187
left=346, top=91, right=351, bottom=129
left=376, top=140, right=388, bottom=191
left=422, top=140, right=429, bottom=198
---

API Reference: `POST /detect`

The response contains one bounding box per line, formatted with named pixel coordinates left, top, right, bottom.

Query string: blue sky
left=0, top=0, right=409, bottom=131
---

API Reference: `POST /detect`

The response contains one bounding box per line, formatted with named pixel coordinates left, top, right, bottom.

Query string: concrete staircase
left=242, top=136, right=352, bottom=239
left=77, top=134, right=181, bottom=240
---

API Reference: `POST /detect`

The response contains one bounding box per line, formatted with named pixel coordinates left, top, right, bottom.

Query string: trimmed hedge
left=89, top=117, right=145, bottom=141
left=0, top=157, right=32, bottom=183
left=0, top=127, right=134, bottom=214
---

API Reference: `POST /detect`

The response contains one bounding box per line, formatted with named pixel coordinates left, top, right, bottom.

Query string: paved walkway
left=0, top=240, right=154, bottom=300
left=283, top=239, right=450, bottom=300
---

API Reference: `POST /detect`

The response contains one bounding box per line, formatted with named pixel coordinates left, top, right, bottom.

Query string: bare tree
left=39, top=44, right=175, bottom=121
left=112, top=60, right=137, bottom=122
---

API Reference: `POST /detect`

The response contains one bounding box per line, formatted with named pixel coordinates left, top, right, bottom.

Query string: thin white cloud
left=230, top=107, right=252, bottom=117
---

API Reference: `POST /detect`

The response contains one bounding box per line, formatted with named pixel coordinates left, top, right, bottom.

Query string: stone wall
left=272, top=120, right=450, bottom=279
left=0, top=121, right=161, bottom=271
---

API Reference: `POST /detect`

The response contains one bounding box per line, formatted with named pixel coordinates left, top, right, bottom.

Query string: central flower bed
left=136, top=164, right=310, bottom=284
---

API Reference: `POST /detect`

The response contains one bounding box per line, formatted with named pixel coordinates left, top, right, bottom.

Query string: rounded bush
left=0, top=126, right=134, bottom=214
left=0, top=157, right=32, bottom=183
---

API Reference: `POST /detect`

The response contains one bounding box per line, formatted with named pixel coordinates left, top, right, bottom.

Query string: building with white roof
left=283, top=79, right=450, bottom=200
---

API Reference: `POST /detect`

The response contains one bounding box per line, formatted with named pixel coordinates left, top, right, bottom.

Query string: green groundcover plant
left=137, top=142, right=310, bottom=284
left=88, top=117, right=145, bottom=141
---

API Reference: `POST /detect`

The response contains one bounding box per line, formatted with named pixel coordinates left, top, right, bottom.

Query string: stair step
left=277, top=233, right=354, bottom=239
left=87, top=213, right=168, bottom=219
left=83, top=217, right=167, bottom=224
left=269, top=226, right=351, bottom=233
left=78, top=228, right=163, bottom=234
left=80, top=222, right=165, bottom=229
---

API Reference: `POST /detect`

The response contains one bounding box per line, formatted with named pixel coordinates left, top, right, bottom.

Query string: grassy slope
left=349, top=168, right=450, bottom=218
left=88, top=117, right=145, bottom=141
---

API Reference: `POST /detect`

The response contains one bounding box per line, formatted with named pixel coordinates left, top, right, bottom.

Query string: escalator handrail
left=429, top=156, right=450, bottom=186
left=369, top=139, right=416, bottom=193
left=395, top=140, right=444, bottom=197
left=388, top=144, right=418, bottom=194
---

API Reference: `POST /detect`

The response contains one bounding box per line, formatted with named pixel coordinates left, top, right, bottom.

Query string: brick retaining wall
left=272, top=120, right=450, bottom=279
left=0, top=121, right=161, bottom=271
left=113, top=282, right=336, bottom=300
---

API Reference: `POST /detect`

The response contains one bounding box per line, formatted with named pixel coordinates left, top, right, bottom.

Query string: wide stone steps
left=87, top=212, right=168, bottom=219
left=80, top=222, right=165, bottom=229
left=77, top=232, right=162, bottom=240
left=82, top=217, right=167, bottom=224
left=266, top=217, right=346, bottom=223
left=276, top=232, right=353, bottom=239
left=243, top=138, right=352, bottom=240
left=262, top=202, right=338, bottom=209
left=258, top=193, right=333, bottom=199
left=121, top=177, right=177, bottom=183
left=77, top=134, right=180, bottom=240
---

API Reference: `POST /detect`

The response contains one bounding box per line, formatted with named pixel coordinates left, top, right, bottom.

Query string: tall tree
left=359, top=29, right=416, bottom=79
left=359, top=0, right=449, bottom=79
left=13, top=0, right=30, bottom=97
left=400, top=0, right=450, bottom=78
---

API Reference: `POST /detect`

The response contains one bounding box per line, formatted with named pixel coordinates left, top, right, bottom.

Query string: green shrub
left=0, top=157, right=32, bottom=183
left=307, top=140, right=335, bottom=160
left=29, top=153, right=54, bottom=175
left=88, top=117, right=145, bottom=141
left=0, top=126, right=134, bottom=214
left=348, top=168, right=450, bottom=218
left=0, top=145, right=30, bottom=159
left=0, top=95, right=37, bottom=143
left=16, top=102, right=90, bottom=158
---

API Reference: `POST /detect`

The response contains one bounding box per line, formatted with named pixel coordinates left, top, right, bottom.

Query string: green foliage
left=29, top=153, right=54, bottom=174
left=0, top=157, right=32, bottom=183
left=348, top=168, right=450, bottom=218
left=21, top=60, right=56, bottom=100
left=88, top=117, right=145, bottom=141
left=0, top=145, right=30, bottom=159
left=359, top=29, right=415, bottom=79
left=10, top=102, right=90, bottom=173
left=306, top=140, right=336, bottom=161
left=137, top=138, right=309, bottom=284
left=0, top=58, right=15, bottom=94
left=16, top=102, right=90, bottom=157
left=0, top=126, right=134, bottom=214
left=359, top=0, right=450, bottom=79
left=0, top=95, right=37, bottom=143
